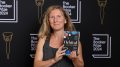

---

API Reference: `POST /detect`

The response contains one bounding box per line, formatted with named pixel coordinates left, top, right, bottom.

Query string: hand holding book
left=64, top=31, right=80, bottom=56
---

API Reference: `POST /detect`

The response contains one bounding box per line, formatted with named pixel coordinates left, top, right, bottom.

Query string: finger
left=70, top=51, right=77, bottom=59
left=72, top=51, right=76, bottom=54
left=60, top=52, right=65, bottom=56
left=59, top=52, right=66, bottom=56
left=58, top=45, right=64, bottom=51
left=71, top=51, right=77, bottom=56
left=59, top=49, right=66, bottom=54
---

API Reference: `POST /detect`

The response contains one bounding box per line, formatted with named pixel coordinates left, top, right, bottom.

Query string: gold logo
left=2, top=32, right=13, bottom=60
left=35, top=0, right=44, bottom=6
left=97, top=0, right=107, bottom=24
left=35, top=0, right=44, bottom=22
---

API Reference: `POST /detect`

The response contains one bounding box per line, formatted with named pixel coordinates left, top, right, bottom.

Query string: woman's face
left=49, top=9, right=65, bottom=31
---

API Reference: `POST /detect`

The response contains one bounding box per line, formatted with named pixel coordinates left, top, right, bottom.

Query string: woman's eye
left=57, top=15, right=61, bottom=18
left=50, top=16, right=54, bottom=19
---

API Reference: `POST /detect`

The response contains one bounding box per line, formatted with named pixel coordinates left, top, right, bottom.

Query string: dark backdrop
left=0, top=0, right=119, bottom=67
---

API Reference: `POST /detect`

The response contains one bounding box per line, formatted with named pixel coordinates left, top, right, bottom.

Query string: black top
left=43, top=36, right=74, bottom=67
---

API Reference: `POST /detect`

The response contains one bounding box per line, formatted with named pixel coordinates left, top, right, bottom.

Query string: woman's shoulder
left=37, top=36, right=47, bottom=45
left=38, top=35, right=47, bottom=41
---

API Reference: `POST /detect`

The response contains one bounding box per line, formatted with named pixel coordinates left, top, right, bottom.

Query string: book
left=64, top=31, right=80, bottom=56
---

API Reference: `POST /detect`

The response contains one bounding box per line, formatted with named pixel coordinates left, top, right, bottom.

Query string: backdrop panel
left=0, top=0, right=119, bottom=67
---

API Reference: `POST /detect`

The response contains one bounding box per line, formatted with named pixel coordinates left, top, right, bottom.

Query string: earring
left=65, top=20, right=66, bottom=23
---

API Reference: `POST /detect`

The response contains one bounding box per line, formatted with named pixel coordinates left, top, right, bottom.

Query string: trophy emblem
left=97, top=0, right=107, bottom=24
left=35, top=0, right=44, bottom=6
left=35, top=0, right=44, bottom=23
left=2, top=32, right=13, bottom=60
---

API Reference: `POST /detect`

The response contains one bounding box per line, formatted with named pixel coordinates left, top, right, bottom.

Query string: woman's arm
left=34, top=36, right=57, bottom=67
left=69, top=41, right=84, bottom=67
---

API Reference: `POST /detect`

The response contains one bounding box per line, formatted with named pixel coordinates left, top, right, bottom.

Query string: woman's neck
left=50, top=30, right=64, bottom=48
left=52, top=30, right=64, bottom=39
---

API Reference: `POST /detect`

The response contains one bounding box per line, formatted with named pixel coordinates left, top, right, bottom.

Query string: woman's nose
left=54, top=17, right=58, bottom=22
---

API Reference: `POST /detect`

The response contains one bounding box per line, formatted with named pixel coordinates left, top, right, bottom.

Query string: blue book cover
left=64, top=31, right=80, bottom=56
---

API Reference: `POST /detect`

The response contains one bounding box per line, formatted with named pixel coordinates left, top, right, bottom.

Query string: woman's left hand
left=68, top=51, right=77, bottom=61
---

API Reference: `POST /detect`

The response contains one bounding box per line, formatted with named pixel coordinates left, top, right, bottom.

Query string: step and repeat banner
left=0, top=0, right=118, bottom=67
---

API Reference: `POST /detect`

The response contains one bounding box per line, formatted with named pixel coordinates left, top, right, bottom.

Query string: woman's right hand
left=54, top=45, right=66, bottom=62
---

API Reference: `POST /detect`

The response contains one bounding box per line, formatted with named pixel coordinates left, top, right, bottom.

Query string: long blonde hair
left=38, top=5, right=76, bottom=38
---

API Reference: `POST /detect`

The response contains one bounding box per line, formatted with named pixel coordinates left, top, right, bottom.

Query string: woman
left=34, top=5, right=84, bottom=67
